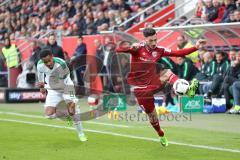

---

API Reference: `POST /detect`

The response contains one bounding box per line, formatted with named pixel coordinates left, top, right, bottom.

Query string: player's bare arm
left=162, top=39, right=206, bottom=57
left=36, top=82, right=46, bottom=94
left=195, top=39, right=207, bottom=49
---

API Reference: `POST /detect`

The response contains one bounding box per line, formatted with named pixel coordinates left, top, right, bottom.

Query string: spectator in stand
left=121, top=10, right=133, bottom=30
left=30, top=41, right=42, bottom=67
left=205, top=0, right=219, bottom=22
left=195, top=51, right=214, bottom=81
left=213, top=0, right=226, bottom=23
left=1, top=37, right=21, bottom=69
left=176, top=57, right=199, bottom=81
left=229, top=48, right=237, bottom=66
left=195, top=0, right=205, bottom=18
left=144, top=22, right=154, bottom=28
left=233, top=9, right=240, bottom=22
left=236, top=0, right=240, bottom=10
left=205, top=51, right=230, bottom=98
left=221, top=0, right=237, bottom=23
left=0, top=0, right=170, bottom=41
left=222, top=49, right=240, bottom=110
left=232, top=53, right=240, bottom=113
left=94, top=39, right=105, bottom=71
left=177, top=35, right=199, bottom=64
left=67, top=0, right=76, bottom=18
left=196, top=51, right=216, bottom=94
left=46, top=33, right=65, bottom=60
left=195, top=48, right=207, bottom=69
left=230, top=76, right=240, bottom=113
left=0, top=51, right=7, bottom=87
left=71, top=35, right=87, bottom=95
left=0, top=21, right=8, bottom=41
left=1, top=37, right=21, bottom=88
left=225, top=10, right=237, bottom=22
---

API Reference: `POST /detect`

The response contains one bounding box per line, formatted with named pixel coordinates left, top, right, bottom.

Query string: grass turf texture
left=0, top=101, right=240, bottom=160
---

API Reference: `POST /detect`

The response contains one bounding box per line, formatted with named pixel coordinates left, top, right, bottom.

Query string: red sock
left=169, top=73, right=179, bottom=85
left=150, top=120, right=164, bottom=137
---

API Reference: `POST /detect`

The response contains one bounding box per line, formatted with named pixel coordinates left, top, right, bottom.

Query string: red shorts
left=133, top=84, right=163, bottom=114
left=133, top=69, right=178, bottom=114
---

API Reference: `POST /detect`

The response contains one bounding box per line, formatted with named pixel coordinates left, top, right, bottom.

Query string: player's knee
left=67, top=102, right=76, bottom=116
left=45, top=107, right=56, bottom=116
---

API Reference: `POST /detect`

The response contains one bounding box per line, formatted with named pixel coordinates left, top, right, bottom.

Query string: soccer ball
left=173, top=79, right=190, bottom=95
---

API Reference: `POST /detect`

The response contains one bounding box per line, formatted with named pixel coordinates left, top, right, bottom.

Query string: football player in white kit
left=37, top=49, right=87, bottom=142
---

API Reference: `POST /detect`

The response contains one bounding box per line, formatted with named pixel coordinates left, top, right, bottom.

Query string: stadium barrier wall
left=0, top=88, right=46, bottom=103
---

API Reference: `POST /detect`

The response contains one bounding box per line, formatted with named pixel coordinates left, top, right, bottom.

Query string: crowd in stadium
left=0, top=0, right=170, bottom=41
left=0, top=0, right=240, bottom=113
left=0, top=0, right=239, bottom=41
left=195, top=0, right=240, bottom=23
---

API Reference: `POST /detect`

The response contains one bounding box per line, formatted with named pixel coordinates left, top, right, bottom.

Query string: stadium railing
left=118, top=0, right=172, bottom=30
left=151, top=22, right=240, bottom=50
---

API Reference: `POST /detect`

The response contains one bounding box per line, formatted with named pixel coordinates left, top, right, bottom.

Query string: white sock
left=74, top=121, right=84, bottom=136
left=71, top=112, right=84, bottom=135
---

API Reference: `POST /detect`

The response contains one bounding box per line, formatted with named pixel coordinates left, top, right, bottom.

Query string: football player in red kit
left=116, top=28, right=206, bottom=147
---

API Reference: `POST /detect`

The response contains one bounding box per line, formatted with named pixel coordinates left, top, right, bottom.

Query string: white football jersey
left=37, top=57, right=74, bottom=92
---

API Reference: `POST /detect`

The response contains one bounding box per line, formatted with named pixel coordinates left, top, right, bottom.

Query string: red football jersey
left=116, top=43, right=197, bottom=87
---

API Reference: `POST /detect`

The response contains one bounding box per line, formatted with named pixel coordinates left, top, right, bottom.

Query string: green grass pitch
left=0, top=101, right=240, bottom=160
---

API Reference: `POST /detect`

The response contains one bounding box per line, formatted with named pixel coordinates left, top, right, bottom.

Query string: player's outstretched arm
left=115, top=41, right=139, bottom=54
left=162, top=39, right=206, bottom=57
left=195, top=39, right=207, bottom=49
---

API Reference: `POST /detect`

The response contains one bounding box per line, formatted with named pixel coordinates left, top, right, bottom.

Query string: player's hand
left=40, top=88, right=47, bottom=95
left=36, top=82, right=45, bottom=88
left=131, top=43, right=141, bottom=50
left=195, top=39, right=206, bottom=49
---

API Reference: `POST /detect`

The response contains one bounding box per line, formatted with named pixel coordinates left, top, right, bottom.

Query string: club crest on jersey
left=152, top=51, right=158, bottom=57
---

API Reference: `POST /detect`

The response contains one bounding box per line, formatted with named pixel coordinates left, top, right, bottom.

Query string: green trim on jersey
left=210, top=61, right=216, bottom=76
left=37, top=59, right=43, bottom=65
left=183, top=62, right=188, bottom=78
left=162, top=57, right=173, bottom=69
left=58, top=74, right=68, bottom=80
left=53, top=57, right=66, bottom=69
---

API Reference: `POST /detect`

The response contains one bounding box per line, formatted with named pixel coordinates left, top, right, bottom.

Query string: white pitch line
left=0, top=118, right=240, bottom=153
left=0, top=111, right=130, bottom=128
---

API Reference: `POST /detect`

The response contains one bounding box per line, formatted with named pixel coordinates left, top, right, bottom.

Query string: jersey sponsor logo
left=152, top=51, right=158, bottom=57
left=139, top=57, right=150, bottom=62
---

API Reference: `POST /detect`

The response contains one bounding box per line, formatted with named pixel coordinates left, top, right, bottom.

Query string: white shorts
left=44, top=90, right=78, bottom=108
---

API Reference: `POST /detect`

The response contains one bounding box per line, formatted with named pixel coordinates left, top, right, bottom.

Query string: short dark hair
left=216, top=51, right=228, bottom=59
left=78, top=35, right=83, bottom=39
left=48, top=33, right=55, bottom=38
left=143, top=28, right=156, bottom=37
left=40, top=49, right=52, bottom=59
